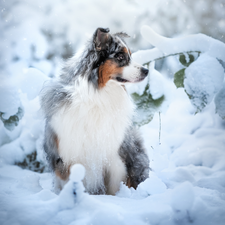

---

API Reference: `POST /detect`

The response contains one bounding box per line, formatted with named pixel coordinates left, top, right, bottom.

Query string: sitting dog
left=40, top=28, right=150, bottom=195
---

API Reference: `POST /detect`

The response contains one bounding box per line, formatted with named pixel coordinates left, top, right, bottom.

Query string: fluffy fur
left=40, top=28, right=150, bottom=195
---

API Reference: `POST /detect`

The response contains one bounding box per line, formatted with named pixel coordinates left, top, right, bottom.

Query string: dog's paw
left=127, top=166, right=150, bottom=189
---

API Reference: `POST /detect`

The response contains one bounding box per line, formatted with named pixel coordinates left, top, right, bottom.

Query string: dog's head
left=91, top=28, right=149, bottom=88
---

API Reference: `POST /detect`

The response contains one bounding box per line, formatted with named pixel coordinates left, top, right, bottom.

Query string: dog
left=40, top=28, right=150, bottom=195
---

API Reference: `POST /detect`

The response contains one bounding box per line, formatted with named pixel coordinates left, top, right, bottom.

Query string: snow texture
left=70, top=164, right=86, bottom=182
left=148, top=62, right=165, bottom=100
left=0, top=81, right=21, bottom=120
left=215, top=82, right=225, bottom=119
left=133, top=25, right=225, bottom=64
left=0, top=1, right=225, bottom=224
left=1, top=76, right=225, bottom=225
left=184, top=54, right=224, bottom=111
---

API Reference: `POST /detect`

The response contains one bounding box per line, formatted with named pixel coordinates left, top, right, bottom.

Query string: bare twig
left=159, top=111, right=161, bottom=145
left=143, top=51, right=201, bottom=66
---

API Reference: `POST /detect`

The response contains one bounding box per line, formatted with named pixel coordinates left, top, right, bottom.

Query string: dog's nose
left=141, top=67, right=149, bottom=76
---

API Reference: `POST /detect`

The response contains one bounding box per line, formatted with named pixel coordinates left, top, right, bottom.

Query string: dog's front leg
left=106, top=154, right=127, bottom=195
left=119, top=127, right=150, bottom=189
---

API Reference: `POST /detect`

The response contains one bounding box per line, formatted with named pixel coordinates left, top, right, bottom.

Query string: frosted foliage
left=184, top=54, right=224, bottom=111
left=20, top=68, right=48, bottom=100
left=0, top=82, right=20, bottom=119
left=149, top=69, right=164, bottom=100
left=215, top=83, right=225, bottom=119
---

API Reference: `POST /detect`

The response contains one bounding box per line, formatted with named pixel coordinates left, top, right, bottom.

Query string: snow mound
left=137, top=173, right=167, bottom=196
left=69, top=164, right=86, bottom=182
left=0, top=81, right=21, bottom=120
left=215, top=83, right=225, bottom=119
left=20, top=67, right=49, bottom=100
left=171, top=181, right=195, bottom=212
left=184, top=54, right=224, bottom=111
left=171, top=182, right=195, bottom=222
left=58, top=165, right=86, bottom=209
left=149, top=62, right=165, bottom=100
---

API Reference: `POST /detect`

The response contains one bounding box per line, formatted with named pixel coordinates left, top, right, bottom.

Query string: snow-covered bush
left=0, top=68, right=48, bottom=171
left=131, top=25, right=225, bottom=126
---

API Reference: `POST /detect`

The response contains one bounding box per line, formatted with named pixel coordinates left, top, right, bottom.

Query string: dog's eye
left=115, top=53, right=124, bottom=62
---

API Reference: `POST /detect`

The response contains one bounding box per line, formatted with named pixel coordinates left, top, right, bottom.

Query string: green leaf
left=179, top=54, right=195, bottom=67
left=131, top=84, right=165, bottom=126
left=174, top=68, right=185, bottom=88
left=184, top=89, right=209, bottom=113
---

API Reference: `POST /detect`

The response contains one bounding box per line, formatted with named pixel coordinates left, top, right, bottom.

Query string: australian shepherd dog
left=40, top=28, right=150, bottom=195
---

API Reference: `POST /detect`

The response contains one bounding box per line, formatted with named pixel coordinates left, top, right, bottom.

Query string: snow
left=1, top=75, right=225, bottom=224
left=184, top=54, right=224, bottom=111
left=70, top=164, right=86, bottom=182
left=0, top=81, right=21, bottom=120
left=171, top=181, right=195, bottom=213
left=215, top=82, right=225, bottom=119
left=20, top=67, right=49, bottom=100
left=0, top=1, right=225, bottom=224
left=137, top=173, right=167, bottom=196
left=0, top=94, right=45, bottom=165
left=149, top=62, right=165, bottom=100
left=133, top=25, right=225, bottom=65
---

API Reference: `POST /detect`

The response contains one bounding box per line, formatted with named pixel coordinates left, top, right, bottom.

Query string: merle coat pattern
left=40, top=27, right=150, bottom=194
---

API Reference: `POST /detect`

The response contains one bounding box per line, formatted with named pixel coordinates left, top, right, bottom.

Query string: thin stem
left=143, top=51, right=201, bottom=66
left=159, top=111, right=161, bottom=145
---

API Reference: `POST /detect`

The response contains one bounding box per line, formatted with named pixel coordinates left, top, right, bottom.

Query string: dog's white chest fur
left=50, top=79, right=134, bottom=193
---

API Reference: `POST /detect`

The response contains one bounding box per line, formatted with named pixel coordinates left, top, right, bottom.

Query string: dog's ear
left=114, top=32, right=130, bottom=39
left=94, top=28, right=111, bottom=52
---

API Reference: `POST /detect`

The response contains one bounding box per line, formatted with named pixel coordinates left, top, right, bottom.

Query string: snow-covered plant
left=0, top=107, right=24, bottom=131
left=132, top=78, right=164, bottom=127
left=57, top=164, right=86, bottom=208
left=0, top=82, right=24, bottom=131
left=132, top=25, right=225, bottom=125
left=0, top=69, right=48, bottom=172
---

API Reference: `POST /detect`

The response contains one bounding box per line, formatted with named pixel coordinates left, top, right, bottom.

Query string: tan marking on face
left=123, top=47, right=131, bottom=56
left=98, top=59, right=123, bottom=88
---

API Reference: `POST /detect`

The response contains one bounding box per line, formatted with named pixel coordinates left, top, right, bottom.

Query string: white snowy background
left=0, top=0, right=225, bottom=224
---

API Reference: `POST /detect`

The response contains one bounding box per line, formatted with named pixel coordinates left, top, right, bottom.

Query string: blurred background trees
left=1, top=0, right=224, bottom=78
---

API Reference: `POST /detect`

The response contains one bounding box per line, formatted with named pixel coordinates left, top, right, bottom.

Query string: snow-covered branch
left=133, top=25, right=225, bottom=65
left=131, top=25, right=225, bottom=123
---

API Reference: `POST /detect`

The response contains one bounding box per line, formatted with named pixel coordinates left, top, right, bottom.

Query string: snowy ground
left=0, top=76, right=225, bottom=225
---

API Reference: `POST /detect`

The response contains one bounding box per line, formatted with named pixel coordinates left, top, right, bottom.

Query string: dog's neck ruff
left=50, top=78, right=134, bottom=193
